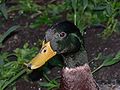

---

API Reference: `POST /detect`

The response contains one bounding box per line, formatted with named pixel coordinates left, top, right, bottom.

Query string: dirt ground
left=84, top=27, right=120, bottom=90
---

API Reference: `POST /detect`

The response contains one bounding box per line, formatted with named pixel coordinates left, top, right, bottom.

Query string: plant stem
left=92, top=64, right=103, bottom=74
left=71, top=0, right=77, bottom=25
left=74, top=11, right=77, bottom=25
left=43, top=73, right=50, bottom=82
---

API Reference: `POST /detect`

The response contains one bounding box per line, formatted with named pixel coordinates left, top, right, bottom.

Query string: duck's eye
left=43, top=49, right=46, bottom=53
left=59, top=32, right=66, bottom=37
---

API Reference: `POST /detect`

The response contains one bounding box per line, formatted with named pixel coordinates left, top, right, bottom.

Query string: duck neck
left=62, top=49, right=88, bottom=68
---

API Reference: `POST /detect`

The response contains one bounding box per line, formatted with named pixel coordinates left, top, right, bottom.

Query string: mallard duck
left=27, top=21, right=99, bottom=90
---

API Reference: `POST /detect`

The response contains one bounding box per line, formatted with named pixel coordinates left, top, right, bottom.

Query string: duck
left=26, top=21, right=99, bottom=90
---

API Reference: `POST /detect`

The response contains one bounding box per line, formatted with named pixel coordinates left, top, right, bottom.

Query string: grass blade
left=82, top=0, right=88, bottom=11
left=92, top=51, right=120, bottom=73
left=102, top=51, right=120, bottom=66
left=71, top=0, right=77, bottom=25
left=2, top=69, right=26, bottom=90
left=0, top=25, right=20, bottom=44
left=0, top=3, right=8, bottom=20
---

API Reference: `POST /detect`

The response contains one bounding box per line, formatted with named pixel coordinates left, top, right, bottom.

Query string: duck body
left=60, top=64, right=98, bottom=90
left=27, top=21, right=99, bottom=90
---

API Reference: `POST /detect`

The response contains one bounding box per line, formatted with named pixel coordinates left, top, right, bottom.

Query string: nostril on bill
left=27, top=63, right=32, bottom=69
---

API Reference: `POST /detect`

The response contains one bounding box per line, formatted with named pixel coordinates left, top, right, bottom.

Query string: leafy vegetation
left=0, top=43, right=38, bottom=90
left=39, top=74, right=60, bottom=90
left=29, top=2, right=66, bottom=29
left=0, top=25, right=20, bottom=48
left=92, top=51, right=120, bottom=73
left=100, top=1, right=120, bottom=39
left=0, top=3, right=8, bottom=20
left=26, top=0, right=120, bottom=36
left=67, top=0, right=120, bottom=36
left=19, top=0, right=40, bottom=13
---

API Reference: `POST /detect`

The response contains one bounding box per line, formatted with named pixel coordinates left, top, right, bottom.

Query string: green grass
left=68, top=0, right=120, bottom=36
left=0, top=43, right=39, bottom=90
left=92, top=51, right=120, bottom=73
left=0, top=25, right=20, bottom=48
left=38, top=73, right=60, bottom=90
left=0, top=3, right=8, bottom=20
left=3, top=0, right=119, bottom=37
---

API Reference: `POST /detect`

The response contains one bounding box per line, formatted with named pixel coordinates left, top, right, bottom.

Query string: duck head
left=27, top=21, right=84, bottom=69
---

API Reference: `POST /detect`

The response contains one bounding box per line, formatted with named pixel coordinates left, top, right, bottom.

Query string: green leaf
left=82, top=0, right=88, bottom=11
left=0, top=59, right=4, bottom=65
left=14, top=43, right=38, bottom=62
left=2, top=69, right=26, bottom=90
left=106, top=4, right=112, bottom=16
left=71, top=0, right=77, bottom=25
left=102, top=51, right=120, bottom=66
left=0, top=80, right=7, bottom=89
left=94, top=5, right=106, bottom=11
left=13, top=86, right=16, bottom=90
left=113, top=51, right=120, bottom=60
left=0, top=3, right=8, bottom=20
left=0, top=25, right=20, bottom=44
left=39, top=80, right=59, bottom=90
left=92, top=51, right=120, bottom=73
left=39, top=73, right=59, bottom=90
left=116, top=2, right=120, bottom=9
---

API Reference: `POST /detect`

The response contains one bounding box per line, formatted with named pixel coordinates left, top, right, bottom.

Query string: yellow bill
left=27, top=41, right=57, bottom=69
